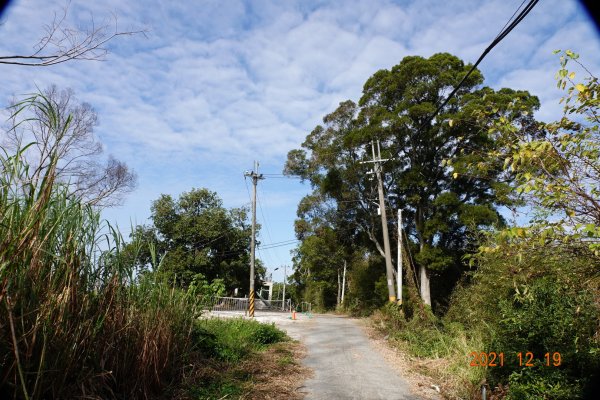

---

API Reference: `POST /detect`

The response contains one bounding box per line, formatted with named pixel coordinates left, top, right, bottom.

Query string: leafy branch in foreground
left=457, top=50, right=600, bottom=255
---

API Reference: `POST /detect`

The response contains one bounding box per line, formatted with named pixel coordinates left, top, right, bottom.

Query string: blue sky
left=1, top=0, right=599, bottom=282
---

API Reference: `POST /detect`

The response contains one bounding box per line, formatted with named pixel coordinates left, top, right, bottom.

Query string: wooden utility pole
left=362, top=140, right=397, bottom=303
left=244, top=161, right=263, bottom=317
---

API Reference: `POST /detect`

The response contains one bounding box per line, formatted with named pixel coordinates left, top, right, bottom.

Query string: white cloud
left=1, top=0, right=599, bottom=270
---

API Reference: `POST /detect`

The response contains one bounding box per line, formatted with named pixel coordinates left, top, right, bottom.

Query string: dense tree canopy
left=286, top=53, right=540, bottom=308
left=127, top=188, right=263, bottom=293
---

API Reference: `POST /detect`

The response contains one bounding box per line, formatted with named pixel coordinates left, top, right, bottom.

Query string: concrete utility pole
left=397, top=209, right=403, bottom=305
left=362, top=140, right=397, bottom=303
left=244, top=161, right=263, bottom=317
left=341, top=259, right=347, bottom=304
left=281, top=265, right=287, bottom=311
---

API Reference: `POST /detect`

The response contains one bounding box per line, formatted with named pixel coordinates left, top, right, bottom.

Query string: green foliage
left=488, top=267, right=598, bottom=396
left=506, top=369, right=583, bottom=400
left=188, top=379, right=243, bottom=399
left=185, top=321, right=289, bottom=400
left=302, top=281, right=332, bottom=312
left=292, top=227, right=346, bottom=310
left=189, top=273, right=227, bottom=299
left=447, top=236, right=600, bottom=398
left=466, top=50, right=600, bottom=255
left=372, top=51, right=600, bottom=400
left=286, top=53, right=538, bottom=309
left=456, top=53, right=600, bottom=397
left=0, top=93, right=210, bottom=399
left=126, top=187, right=261, bottom=292
left=196, top=318, right=286, bottom=362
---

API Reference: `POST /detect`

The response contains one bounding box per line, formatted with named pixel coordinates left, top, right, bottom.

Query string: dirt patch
left=240, top=340, right=313, bottom=400
left=361, top=321, right=444, bottom=400
left=171, top=339, right=311, bottom=399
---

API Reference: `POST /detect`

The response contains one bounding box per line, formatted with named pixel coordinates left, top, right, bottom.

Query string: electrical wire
left=383, top=0, right=540, bottom=167
left=259, top=239, right=300, bottom=250
left=495, top=0, right=529, bottom=41
left=429, top=0, right=540, bottom=124
left=257, top=185, right=285, bottom=267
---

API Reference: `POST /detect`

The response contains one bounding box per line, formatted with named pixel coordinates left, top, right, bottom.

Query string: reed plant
left=1, top=93, right=203, bottom=399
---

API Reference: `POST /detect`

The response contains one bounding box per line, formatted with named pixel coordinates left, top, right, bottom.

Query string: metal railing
left=204, top=296, right=292, bottom=313
left=257, top=298, right=292, bottom=311
left=205, top=296, right=248, bottom=312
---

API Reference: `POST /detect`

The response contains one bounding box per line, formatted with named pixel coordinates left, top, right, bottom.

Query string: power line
left=259, top=242, right=299, bottom=250
left=495, top=0, right=529, bottom=41
left=259, top=239, right=300, bottom=250
left=262, top=173, right=302, bottom=178
left=260, top=238, right=299, bottom=246
left=383, top=0, right=540, bottom=167
left=256, top=188, right=280, bottom=268
left=430, top=0, right=540, bottom=123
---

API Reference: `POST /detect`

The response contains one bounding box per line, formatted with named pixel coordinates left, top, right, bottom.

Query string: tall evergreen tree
left=286, top=53, right=539, bottom=308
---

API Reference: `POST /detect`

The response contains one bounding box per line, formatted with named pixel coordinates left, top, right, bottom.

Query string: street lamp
left=273, top=265, right=287, bottom=311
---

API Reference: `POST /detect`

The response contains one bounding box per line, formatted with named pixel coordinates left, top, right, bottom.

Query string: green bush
left=374, top=302, right=486, bottom=398
left=252, top=322, right=286, bottom=345
left=196, top=318, right=286, bottom=362
left=506, top=369, right=583, bottom=400
left=376, top=237, right=600, bottom=399
left=487, top=276, right=599, bottom=397
left=447, top=240, right=600, bottom=398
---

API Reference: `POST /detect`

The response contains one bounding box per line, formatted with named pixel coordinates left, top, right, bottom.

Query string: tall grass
left=373, top=304, right=487, bottom=399
left=0, top=93, right=202, bottom=399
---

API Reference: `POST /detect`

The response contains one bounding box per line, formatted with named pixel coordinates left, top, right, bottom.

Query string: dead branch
left=0, top=2, right=147, bottom=67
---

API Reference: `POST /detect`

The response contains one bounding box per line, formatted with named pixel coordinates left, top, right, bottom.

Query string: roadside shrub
left=488, top=276, right=599, bottom=397
left=374, top=237, right=599, bottom=399
left=506, top=368, right=583, bottom=400
left=447, top=240, right=600, bottom=398
left=0, top=95, right=204, bottom=399
left=252, top=322, right=286, bottom=345
left=197, top=318, right=286, bottom=362
left=374, top=302, right=486, bottom=399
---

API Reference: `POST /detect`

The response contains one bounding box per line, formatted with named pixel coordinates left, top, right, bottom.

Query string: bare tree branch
left=4, top=85, right=137, bottom=207
left=0, top=1, right=147, bottom=67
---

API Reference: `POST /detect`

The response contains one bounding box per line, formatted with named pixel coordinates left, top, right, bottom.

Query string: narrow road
left=276, top=314, right=422, bottom=400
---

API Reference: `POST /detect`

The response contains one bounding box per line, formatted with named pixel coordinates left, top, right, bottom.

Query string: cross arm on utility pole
left=360, top=140, right=397, bottom=303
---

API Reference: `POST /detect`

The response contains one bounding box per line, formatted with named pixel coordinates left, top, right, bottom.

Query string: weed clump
left=375, top=240, right=600, bottom=399
left=0, top=94, right=207, bottom=399
left=196, top=318, right=286, bottom=362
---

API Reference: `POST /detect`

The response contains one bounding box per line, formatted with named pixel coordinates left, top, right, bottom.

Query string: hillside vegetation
left=0, top=94, right=290, bottom=399
left=288, top=50, right=600, bottom=399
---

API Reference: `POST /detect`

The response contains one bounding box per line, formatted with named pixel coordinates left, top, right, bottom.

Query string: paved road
left=276, top=314, right=421, bottom=400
